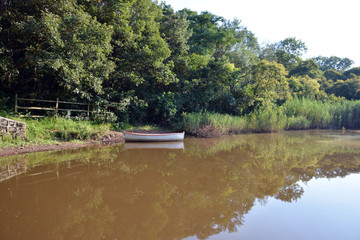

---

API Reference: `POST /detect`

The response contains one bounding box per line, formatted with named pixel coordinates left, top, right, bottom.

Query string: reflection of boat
left=124, top=131, right=185, bottom=142
left=124, top=142, right=184, bottom=150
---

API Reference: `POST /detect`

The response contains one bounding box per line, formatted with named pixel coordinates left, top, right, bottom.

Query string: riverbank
left=0, top=131, right=123, bottom=157
left=0, top=115, right=124, bottom=157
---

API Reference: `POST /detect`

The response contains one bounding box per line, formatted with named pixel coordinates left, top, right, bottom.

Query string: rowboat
left=124, top=131, right=185, bottom=142
left=124, top=142, right=184, bottom=150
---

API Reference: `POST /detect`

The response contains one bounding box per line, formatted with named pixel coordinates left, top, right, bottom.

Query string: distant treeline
left=1, top=0, right=360, bottom=125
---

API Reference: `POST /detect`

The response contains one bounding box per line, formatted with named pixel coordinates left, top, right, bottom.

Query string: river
left=1, top=130, right=360, bottom=240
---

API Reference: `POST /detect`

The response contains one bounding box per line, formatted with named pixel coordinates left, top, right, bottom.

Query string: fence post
left=6, top=118, right=10, bottom=136
left=87, top=102, right=90, bottom=117
left=55, top=97, right=59, bottom=115
left=15, top=94, right=18, bottom=113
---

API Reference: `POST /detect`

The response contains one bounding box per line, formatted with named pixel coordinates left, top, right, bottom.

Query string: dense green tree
left=260, top=37, right=307, bottom=71
left=288, top=76, right=321, bottom=99
left=182, top=10, right=242, bottom=61
left=323, top=69, right=343, bottom=81
left=160, top=4, right=192, bottom=59
left=79, top=0, right=177, bottom=122
left=326, top=78, right=360, bottom=100
left=0, top=18, right=14, bottom=97
left=274, top=37, right=307, bottom=70
left=0, top=0, right=114, bottom=99
left=342, top=67, right=360, bottom=80
left=39, top=1, right=115, bottom=99
left=289, top=59, right=322, bottom=79
left=226, top=23, right=260, bottom=71
left=241, top=60, right=289, bottom=111
left=312, top=56, right=353, bottom=71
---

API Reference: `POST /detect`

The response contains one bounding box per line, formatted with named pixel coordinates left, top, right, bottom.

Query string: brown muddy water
left=1, top=130, right=360, bottom=240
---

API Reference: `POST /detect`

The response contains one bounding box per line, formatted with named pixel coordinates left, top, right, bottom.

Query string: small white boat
left=124, top=131, right=185, bottom=142
left=124, top=142, right=184, bottom=150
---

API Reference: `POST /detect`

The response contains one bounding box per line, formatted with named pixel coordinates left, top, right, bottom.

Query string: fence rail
left=14, top=94, right=109, bottom=118
left=0, top=116, right=26, bottom=138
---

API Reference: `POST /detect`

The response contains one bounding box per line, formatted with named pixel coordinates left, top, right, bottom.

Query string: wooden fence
left=14, top=94, right=109, bottom=118
left=0, top=116, right=26, bottom=138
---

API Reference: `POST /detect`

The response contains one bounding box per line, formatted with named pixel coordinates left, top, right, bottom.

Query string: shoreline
left=0, top=131, right=124, bottom=158
left=2, top=129, right=360, bottom=158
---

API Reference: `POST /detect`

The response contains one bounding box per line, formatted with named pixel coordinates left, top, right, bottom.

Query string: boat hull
left=124, top=131, right=185, bottom=142
left=124, top=142, right=184, bottom=150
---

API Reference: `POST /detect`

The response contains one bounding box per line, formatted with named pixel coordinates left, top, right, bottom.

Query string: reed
left=245, top=105, right=287, bottom=132
left=180, top=98, right=360, bottom=137
left=181, top=112, right=246, bottom=137
left=283, top=98, right=360, bottom=129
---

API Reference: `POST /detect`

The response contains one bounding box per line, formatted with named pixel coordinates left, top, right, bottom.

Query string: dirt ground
left=0, top=131, right=124, bottom=157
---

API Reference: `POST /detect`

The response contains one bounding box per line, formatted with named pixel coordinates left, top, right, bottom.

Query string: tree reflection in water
left=1, top=131, right=360, bottom=240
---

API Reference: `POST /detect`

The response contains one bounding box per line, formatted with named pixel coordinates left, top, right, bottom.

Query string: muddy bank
left=0, top=131, right=124, bottom=157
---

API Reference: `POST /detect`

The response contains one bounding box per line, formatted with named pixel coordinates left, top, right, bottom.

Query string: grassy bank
left=2, top=97, right=360, bottom=147
left=180, top=98, right=360, bottom=137
left=0, top=116, right=111, bottom=148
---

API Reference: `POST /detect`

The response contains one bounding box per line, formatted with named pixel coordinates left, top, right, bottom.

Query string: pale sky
left=163, top=0, right=360, bottom=67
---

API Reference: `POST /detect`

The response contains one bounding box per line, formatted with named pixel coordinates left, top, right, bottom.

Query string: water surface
left=1, top=130, right=360, bottom=240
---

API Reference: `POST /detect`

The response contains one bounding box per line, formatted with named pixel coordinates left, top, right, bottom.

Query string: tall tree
left=289, top=59, right=322, bottom=79
left=312, top=56, right=353, bottom=72
left=80, top=0, right=176, bottom=122
left=260, top=37, right=307, bottom=71
left=241, top=60, right=289, bottom=111
left=342, top=67, right=360, bottom=80
left=160, top=4, right=192, bottom=59
left=326, top=78, right=360, bottom=100
left=0, top=0, right=114, bottom=99
left=226, top=20, right=259, bottom=71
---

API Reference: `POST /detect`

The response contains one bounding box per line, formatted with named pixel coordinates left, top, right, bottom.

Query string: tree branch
left=0, top=0, right=8, bottom=16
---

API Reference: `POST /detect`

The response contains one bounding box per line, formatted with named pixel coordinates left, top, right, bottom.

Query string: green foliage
left=288, top=76, right=321, bottom=99
left=1, top=1, right=360, bottom=130
left=160, top=4, right=192, bottom=58
left=342, top=67, right=360, bottom=80
left=289, top=59, right=322, bottom=79
left=260, top=37, right=307, bottom=71
left=0, top=0, right=114, bottom=99
left=326, top=78, right=360, bottom=100
left=323, top=69, right=343, bottom=81
left=312, top=56, right=353, bottom=71
left=39, top=2, right=115, bottom=99
left=242, top=60, right=290, bottom=111
left=147, top=92, right=178, bottom=124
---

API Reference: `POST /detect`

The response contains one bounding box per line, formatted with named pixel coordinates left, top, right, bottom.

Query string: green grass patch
left=0, top=116, right=111, bottom=148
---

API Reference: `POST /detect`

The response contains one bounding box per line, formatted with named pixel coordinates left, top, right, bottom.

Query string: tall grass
left=283, top=98, right=360, bottom=129
left=181, top=112, right=246, bottom=137
left=282, top=98, right=333, bottom=129
left=246, top=104, right=287, bottom=132
left=180, top=98, right=360, bottom=137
